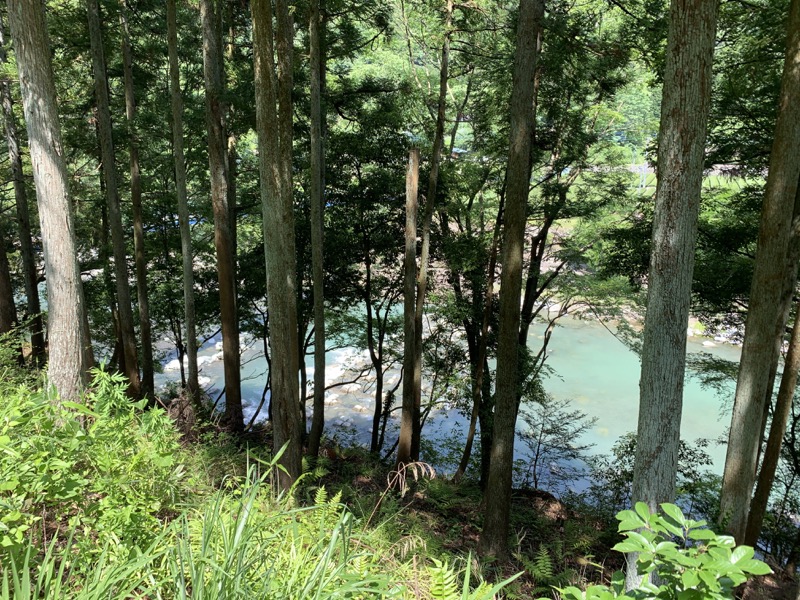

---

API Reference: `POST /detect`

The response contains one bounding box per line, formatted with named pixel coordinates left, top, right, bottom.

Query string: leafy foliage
left=540, top=503, right=771, bottom=600
left=0, top=373, right=519, bottom=599
left=0, top=367, right=183, bottom=563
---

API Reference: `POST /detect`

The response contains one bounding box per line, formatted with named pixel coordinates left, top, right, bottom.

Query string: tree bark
left=86, top=0, right=141, bottom=398
left=720, top=0, right=800, bottom=541
left=306, top=0, right=327, bottom=460
left=454, top=206, right=502, bottom=481
left=627, top=0, right=717, bottom=587
left=8, top=0, right=91, bottom=400
left=746, top=299, right=800, bottom=546
left=201, top=0, right=242, bottom=430
left=398, top=147, right=420, bottom=466
left=0, top=229, right=16, bottom=335
left=252, top=0, right=302, bottom=487
left=0, top=13, right=43, bottom=365
left=479, top=0, right=543, bottom=559
left=407, top=0, right=453, bottom=462
left=167, top=0, right=199, bottom=403
left=119, top=1, right=153, bottom=400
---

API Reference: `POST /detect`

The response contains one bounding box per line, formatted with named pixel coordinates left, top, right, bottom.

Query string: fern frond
left=427, top=558, right=459, bottom=600
left=529, top=545, right=554, bottom=583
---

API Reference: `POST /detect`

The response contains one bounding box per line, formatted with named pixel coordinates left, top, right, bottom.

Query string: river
left=156, top=314, right=740, bottom=478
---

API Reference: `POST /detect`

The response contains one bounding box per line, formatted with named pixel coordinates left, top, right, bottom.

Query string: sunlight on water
left=157, top=314, right=740, bottom=474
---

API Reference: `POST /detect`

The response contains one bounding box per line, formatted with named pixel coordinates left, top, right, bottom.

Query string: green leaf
left=681, top=570, right=700, bottom=588
left=616, top=509, right=643, bottom=527
left=660, top=503, right=685, bottom=526
left=730, top=545, right=754, bottom=564
left=62, top=401, right=100, bottom=418
left=739, top=559, right=771, bottom=575
left=626, top=530, right=654, bottom=548
left=688, top=528, right=716, bottom=541
left=713, top=535, right=736, bottom=548
left=0, top=479, right=18, bottom=491
left=617, top=518, right=643, bottom=532
left=698, top=569, right=720, bottom=590
left=655, top=516, right=685, bottom=538
left=634, top=502, right=651, bottom=522
left=612, top=540, right=643, bottom=554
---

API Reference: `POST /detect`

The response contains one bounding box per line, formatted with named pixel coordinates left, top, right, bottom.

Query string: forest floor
left=225, top=418, right=795, bottom=599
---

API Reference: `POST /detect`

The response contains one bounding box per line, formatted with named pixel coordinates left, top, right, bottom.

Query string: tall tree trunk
left=0, top=13, right=43, bottom=365
left=120, top=1, right=153, bottom=400
left=227, top=134, right=238, bottom=259
left=410, top=0, right=454, bottom=461
left=720, top=0, right=800, bottom=541
left=8, top=0, right=91, bottom=400
left=746, top=299, right=800, bottom=546
left=100, top=201, right=123, bottom=373
left=86, top=0, right=141, bottom=398
left=201, top=0, right=242, bottom=430
left=398, top=147, right=420, bottom=466
left=455, top=206, right=502, bottom=481
left=306, top=0, right=327, bottom=460
left=745, top=180, right=800, bottom=545
left=478, top=0, right=543, bottom=559
left=167, top=0, right=199, bottom=403
left=252, top=0, right=302, bottom=487
left=627, top=0, right=717, bottom=586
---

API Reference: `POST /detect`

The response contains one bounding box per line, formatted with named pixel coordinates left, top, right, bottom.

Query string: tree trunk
left=167, top=0, right=199, bottom=403
left=455, top=206, right=503, bottom=481
left=0, top=13, right=43, bottom=366
left=8, top=0, right=91, bottom=400
left=745, top=180, right=800, bottom=546
left=119, top=1, right=153, bottom=400
left=720, top=0, right=800, bottom=541
left=398, top=147, right=420, bottom=466
left=0, top=229, right=16, bottom=335
left=407, top=0, right=453, bottom=462
left=746, top=299, right=800, bottom=546
left=201, top=0, right=242, bottom=430
left=479, top=0, right=543, bottom=559
left=252, top=0, right=302, bottom=487
left=627, top=0, right=717, bottom=587
left=306, top=0, right=327, bottom=460
left=86, top=0, right=141, bottom=398
left=227, top=134, right=238, bottom=261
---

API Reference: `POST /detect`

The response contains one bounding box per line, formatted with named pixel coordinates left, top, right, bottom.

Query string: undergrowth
left=0, top=369, right=518, bottom=598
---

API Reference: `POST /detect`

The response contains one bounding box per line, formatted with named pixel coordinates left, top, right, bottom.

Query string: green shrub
left=545, top=502, right=771, bottom=600
left=0, top=367, right=185, bottom=564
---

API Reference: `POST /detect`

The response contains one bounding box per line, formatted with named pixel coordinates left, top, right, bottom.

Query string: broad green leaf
left=698, top=569, right=720, bottom=590
left=688, top=528, right=716, bottom=541
left=612, top=540, right=643, bottom=554
left=634, top=502, right=651, bottom=522
left=681, top=570, right=700, bottom=588
left=714, top=535, right=736, bottom=548
left=730, top=545, right=754, bottom=564
left=739, top=559, right=772, bottom=575
left=618, top=518, right=643, bottom=532
left=0, top=479, right=18, bottom=491
left=660, top=503, right=685, bottom=526
left=655, top=516, right=685, bottom=537
left=626, top=530, right=654, bottom=549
